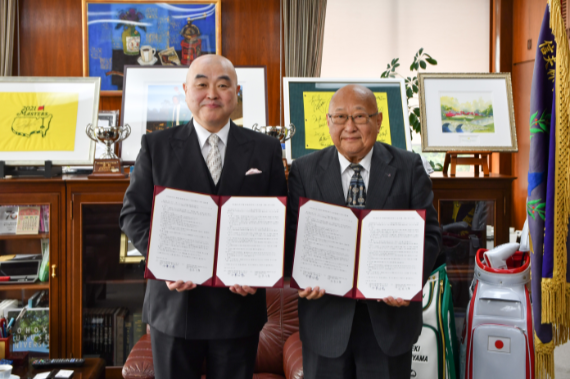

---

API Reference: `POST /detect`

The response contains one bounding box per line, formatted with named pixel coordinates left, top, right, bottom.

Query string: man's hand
left=166, top=280, right=197, bottom=292
left=298, top=286, right=326, bottom=300
left=378, top=296, right=410, bottom=307
left=229, top=284, right=257, bottom=296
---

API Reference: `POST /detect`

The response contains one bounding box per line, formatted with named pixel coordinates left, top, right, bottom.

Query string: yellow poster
left=303, top=92, right=392, bottom=150
left=0, top=92, right=79, bottom=152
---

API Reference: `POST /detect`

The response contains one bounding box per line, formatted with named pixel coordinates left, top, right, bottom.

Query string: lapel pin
left=387, top=173, right=391, bottom=177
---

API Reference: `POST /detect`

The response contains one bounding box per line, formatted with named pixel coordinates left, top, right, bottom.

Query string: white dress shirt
left=193, top=119, right=231, bottom=167
left=338, top=148, right=374, bottom=198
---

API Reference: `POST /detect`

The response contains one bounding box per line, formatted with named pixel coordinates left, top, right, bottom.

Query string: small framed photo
left=119, top=65, right=268, bottom=162
left=0, top=77, right=100, bottom=166
left=418, top=73, right=517, bottom=152
left=283, top=78, right=412, bottom=163
left=82, top=0, right=222, bottom=94
left=120, top=232, right=145, bottom=264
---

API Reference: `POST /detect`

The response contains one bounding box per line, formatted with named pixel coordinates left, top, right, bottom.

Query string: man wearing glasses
left=286, top=84, right=441, bottom=379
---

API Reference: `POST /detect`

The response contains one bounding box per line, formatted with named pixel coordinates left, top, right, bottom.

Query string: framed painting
left=119, top=65, right=268, bottom=162
left=0, top=77, right=100, bottom=166
left=418, top=73, right=517, bottom=152
left=82, top=0, right=222, bottom=94
left=283, top=77, right=412, bottom=163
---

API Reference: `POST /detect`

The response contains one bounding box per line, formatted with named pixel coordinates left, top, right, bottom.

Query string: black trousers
left=303, top=302, right=413, bottom=379
left=150, top=326, right=259, bottom=379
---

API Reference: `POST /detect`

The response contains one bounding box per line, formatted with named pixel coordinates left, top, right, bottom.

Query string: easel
left=442, top=151, right=491, bottom=176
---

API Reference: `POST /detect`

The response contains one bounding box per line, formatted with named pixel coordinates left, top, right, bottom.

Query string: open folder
left=291, top=198, right=426, bottom=301
left=144, top=186, right=287, bottom=288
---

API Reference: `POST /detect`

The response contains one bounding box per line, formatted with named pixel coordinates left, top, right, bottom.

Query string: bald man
left=285, top=85, right=441, bottom=378
left=120, top=55, right=287, bottom=379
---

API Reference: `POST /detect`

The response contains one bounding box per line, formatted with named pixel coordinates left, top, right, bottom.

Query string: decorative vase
left=121, top=26, right=140, bottom=56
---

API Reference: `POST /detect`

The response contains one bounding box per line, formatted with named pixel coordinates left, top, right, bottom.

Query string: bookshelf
left=0, top=178, right=65, bottom=359
left=66, top=177, right=144, bottom=377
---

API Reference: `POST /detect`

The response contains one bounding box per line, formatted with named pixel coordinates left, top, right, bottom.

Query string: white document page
left=147, top=188, right=219, bottom=284
left=358, top=211, right=425, bottom=300
left=216, top=197, right=286, bottom=287
left=292, top=200, right=358, bottom=296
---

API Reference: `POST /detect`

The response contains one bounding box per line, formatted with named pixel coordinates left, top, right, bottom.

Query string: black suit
left=286, top=143, right=441, bottom=378
left=120, top=120, right=287, bottom=378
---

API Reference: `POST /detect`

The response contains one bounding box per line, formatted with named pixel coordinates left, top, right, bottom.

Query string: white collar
left=193, top=119, right=231, bottom=148
left=338, top=147, right=374, bottom=174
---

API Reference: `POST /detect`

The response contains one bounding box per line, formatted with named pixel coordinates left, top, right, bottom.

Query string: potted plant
left=382, top=48, right=441, bottom=170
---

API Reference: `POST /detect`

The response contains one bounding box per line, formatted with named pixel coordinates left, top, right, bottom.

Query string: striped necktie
left=206, top=134, right=222, bottom=185
left=346, top=164, right=366, bottom=208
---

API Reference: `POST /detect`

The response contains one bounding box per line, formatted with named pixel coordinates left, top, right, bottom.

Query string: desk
left=12, top=358, right=104, bottom=379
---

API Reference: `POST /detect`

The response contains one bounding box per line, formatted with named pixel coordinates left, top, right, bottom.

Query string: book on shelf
left=0, top=206, right=18, bottom=234
left=84, top=307, right=140, bottom=366
left=16, top=206, right=40, bottom=235
left=28, top=290, right=47, bottom=308
left=0, top=299, right=18, bottom=318
left=39, top=205, right=49, bottom=233
left=6, top=307, right=49, bottom=354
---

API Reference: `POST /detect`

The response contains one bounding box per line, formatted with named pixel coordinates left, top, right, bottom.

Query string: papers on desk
left=145, top=186, right=287, bottom=288
left=33, top=370, right=73, bottom=379
left=291, top=198, right=426, bottom=301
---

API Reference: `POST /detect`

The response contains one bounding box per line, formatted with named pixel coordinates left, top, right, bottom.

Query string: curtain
left=283, top=0, right=328, bottom=77
left=0, top=0, right=17, bottom=76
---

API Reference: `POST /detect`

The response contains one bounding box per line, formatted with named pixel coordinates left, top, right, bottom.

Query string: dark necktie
left=346, top=164, right=367, bottom=208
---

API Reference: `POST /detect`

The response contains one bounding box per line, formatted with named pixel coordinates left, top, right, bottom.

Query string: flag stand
left=442, top=151, right=491, bottom=176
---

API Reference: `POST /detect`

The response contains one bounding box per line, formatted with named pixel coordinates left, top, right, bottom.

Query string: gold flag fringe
left=544, top=0, right=570, bottom=337
left=535, top=334, right=555, bottom=379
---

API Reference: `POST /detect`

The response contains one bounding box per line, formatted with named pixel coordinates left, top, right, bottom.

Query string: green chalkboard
left=284, top=79, right=410, bottom=160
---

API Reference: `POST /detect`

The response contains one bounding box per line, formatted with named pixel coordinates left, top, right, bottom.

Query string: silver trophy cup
left=252, top=124, right=296, bottom=144
left=86, top=123, right=132, bottom=159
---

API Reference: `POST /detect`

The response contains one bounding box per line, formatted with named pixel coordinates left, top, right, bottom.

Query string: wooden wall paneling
left=491, top=0, right=515, bottom=176
left=221, top=0, right=281, bottom=126
left=510, top=0, right=548, bottom=229
left=18, top=0, right=83, bottom=77
left=511, top=61, right=534, bottom=230
left=513, top=0, right=548, bottom=64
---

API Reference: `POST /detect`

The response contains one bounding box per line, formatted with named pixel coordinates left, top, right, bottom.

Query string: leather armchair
left=122, top=286, right=304, bottom=379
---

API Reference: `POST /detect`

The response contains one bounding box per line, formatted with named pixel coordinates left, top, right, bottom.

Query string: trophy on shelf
left=252, top=124, right=296, bottom=171
left=85, top=122, right=131, bottom=178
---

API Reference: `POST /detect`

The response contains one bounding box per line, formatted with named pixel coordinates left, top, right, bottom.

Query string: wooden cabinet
left=0, top=179, right=65, bottom=358
left=431, top=173, right=516, bottom=319
left=0, top=173, right=515, bottom=375
left=65, top=178, right=140, bottom=377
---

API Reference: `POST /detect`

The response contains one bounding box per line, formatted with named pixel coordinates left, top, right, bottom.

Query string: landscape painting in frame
left=439, top=92, right=495, bottom=134
left=144, top=83, right=242, bottom=133
left=84, top=1, right=220, bottom=92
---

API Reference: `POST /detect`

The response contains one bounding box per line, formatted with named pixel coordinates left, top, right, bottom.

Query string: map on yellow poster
left=0, top=92, right=79, bottom=152
left=303, top=92, right=391, bottom=150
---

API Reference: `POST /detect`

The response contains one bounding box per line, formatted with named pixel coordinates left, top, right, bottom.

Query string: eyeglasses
left=327, top=112, right=379, bottom=125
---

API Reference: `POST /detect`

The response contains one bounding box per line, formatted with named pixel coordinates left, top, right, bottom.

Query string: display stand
left=0, top=161, right=62, bottom=179
left=442, top=151, right=490, bottom=176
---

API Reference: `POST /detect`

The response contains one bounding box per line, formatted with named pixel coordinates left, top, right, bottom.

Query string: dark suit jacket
left=120, top=120, right=287, bottom=340
left=285, top=142, right=441, bottom=358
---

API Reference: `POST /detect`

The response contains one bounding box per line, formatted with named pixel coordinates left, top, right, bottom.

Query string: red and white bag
left=460, top=247, right=534, bottom=379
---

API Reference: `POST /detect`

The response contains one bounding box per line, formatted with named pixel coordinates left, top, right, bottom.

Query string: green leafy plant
left=381, top=48, right=437, bottom=137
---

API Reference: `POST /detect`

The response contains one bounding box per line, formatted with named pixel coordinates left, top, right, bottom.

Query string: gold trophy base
left=88, top=159, right=128, bottom=179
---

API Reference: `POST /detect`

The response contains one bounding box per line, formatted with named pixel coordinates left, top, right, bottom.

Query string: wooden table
left=12, top=358, right=104, bottom=379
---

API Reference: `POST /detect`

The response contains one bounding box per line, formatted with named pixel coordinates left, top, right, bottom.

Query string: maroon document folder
left=290, top=197, right=425, bottom=301
left=144, top=186, right=286, bottom=288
